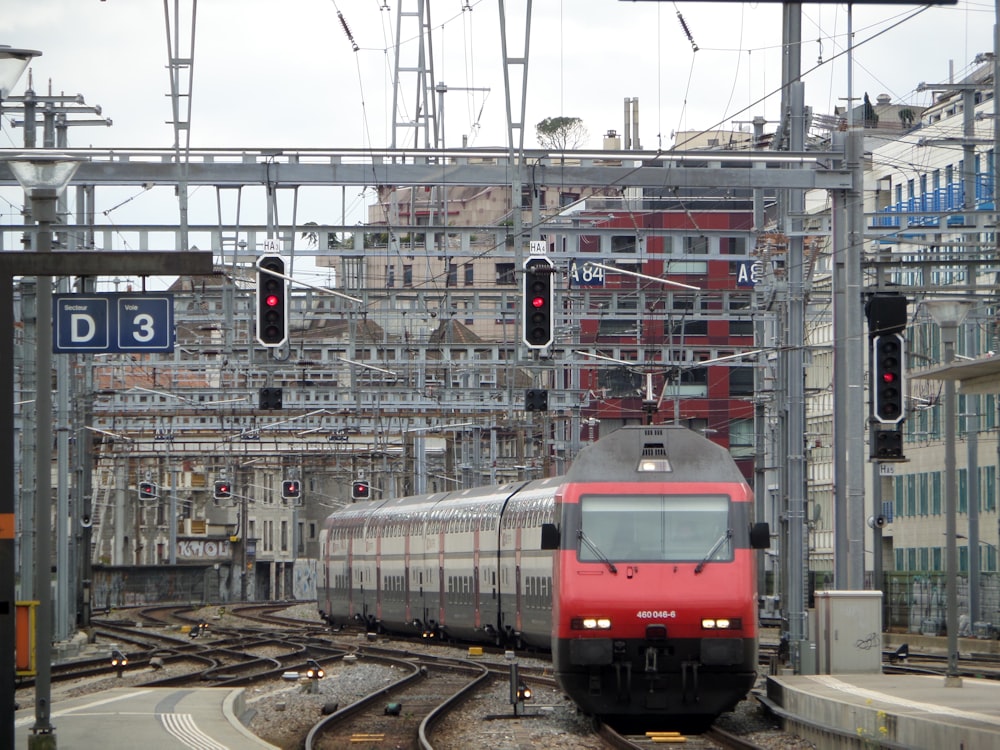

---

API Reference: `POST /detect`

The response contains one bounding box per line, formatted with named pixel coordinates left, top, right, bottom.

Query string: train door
left=318, top=527, right=332, bottom=617
left=497, top=507, right=519, bottom=646
left=375, top=519, right=383, bottom=626
left=404, top=525, right=413, bottom=627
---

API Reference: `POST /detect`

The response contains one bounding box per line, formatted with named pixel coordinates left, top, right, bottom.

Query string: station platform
left=15, top=687, right=278, bottom=750
left=761, top=672, right=1000, bottom=750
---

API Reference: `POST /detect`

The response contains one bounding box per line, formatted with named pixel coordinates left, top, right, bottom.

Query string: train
left=317, top=425, right=770, bottom=726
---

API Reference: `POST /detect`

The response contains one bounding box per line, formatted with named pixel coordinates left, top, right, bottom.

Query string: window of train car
left=578, top=495, right=732, bottom=563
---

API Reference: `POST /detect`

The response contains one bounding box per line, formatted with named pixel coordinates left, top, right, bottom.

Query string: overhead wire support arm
left=585, top=262, right=701, bottom=291
left=256, top=257, right=364, bottom=304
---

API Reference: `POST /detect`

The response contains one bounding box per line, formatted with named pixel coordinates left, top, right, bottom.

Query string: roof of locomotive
left=564, top=425, right=746, bottom=485
left=324, top=426, right=744, bottom=524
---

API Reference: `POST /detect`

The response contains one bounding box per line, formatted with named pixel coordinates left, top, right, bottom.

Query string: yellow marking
left=0, top=513, right=14, bottom=539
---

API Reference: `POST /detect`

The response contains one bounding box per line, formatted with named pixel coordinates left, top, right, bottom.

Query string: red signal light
left=531, top=296, right=545, bottom=308
left=265, top=294, right=279, bottom=307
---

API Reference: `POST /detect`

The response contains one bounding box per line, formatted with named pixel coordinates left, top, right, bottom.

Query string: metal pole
left=966, top=378, right=981, bottom=626
left=942, top=323, right=962, bottom=687
left=30, top=187, right=58, bottom=747
left=831, top=132, right=849, bottom=588
left=1, top=271, right=15, bottom=750
left=845, top=129, right=867, bottom=590
left=872, top=463, right=884, bottom=626
left=169, top=461, right=178, bottom=565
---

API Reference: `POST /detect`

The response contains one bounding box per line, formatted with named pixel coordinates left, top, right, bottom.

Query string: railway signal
left=111, top=649, right=128, bottom=678
left=305, top=659, right=325, bottom=691
left=865, top=293, right=908, bottom=336
left=138, top=481, right=158, bottom=500
left=522, top=256, right=554, bottom=349
left=256, top=255, right=288, bottom=347
left=351, top=480, right=371, bottom=501
left=872, top=333, right=905, bottom=424
left=213, top=479, right=232, bottom=501
left=871, top=425, right=904, bottom=460
left=281, top=479, right=301, bottom=501
left=259, top=386, right=283, bottom=410
left=525, top=388, right=548, bottom=411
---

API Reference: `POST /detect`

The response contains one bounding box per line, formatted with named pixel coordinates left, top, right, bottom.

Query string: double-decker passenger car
left=318, top=425, right=769, bottom=725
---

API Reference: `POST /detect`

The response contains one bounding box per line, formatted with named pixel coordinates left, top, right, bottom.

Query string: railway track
left=304, top=652, right=490, bottom=750
left=22, top=603, right=799, bottom=749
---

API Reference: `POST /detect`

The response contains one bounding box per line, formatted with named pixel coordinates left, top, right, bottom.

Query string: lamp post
left=923, top=297, right=973, bottom=688
left=0, top=45, right=42, bottom=750
left=7, top=151, right=84, bottom=750
left=0, top=46, right=40, bottom=100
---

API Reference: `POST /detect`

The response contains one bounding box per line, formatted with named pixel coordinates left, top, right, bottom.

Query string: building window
left=684, top=236, right=709, bottom=255
left=342, top=257, right=365, bottom=289
left=464, top=263, right=474, bottom=286
left=729, top=367, right=754, bottom=396
left=403, top=265, right=413, bottom=287
left=597, top=367, right=642, bottom=398
left=385, top=264, right=395, bottom=288
left=668, top=319, right=707, bottom=337
left=612, top=235, right=637, bottom=254
left=730, top=320, right=753, bottom=336
left=446, top=263, right=458, bottom=287
left=720, top=237, right=747, bottom=255
left=729, top=418, right=753, bottom=459
left=598, top=319, right=639, bottom=337
left=496, top=262, right=516, bottom=285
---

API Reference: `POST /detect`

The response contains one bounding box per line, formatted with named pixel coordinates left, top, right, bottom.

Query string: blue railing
left=873, top=174, right=994, bottom=237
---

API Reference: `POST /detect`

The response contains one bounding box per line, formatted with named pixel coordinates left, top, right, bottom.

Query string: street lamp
left=0, top=46, right=41, bottom=100
left=6, top=150, right=84, bottom=749
left=923, top=297, right=973, bottom=688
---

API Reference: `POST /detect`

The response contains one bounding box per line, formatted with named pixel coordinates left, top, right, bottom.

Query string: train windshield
left=578, top=495, right=732, bottom=563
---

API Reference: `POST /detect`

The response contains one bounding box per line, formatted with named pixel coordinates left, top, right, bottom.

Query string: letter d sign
left=71, top=314, right=96, bottom=343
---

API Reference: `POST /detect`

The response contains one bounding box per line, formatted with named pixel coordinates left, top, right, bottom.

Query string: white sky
left=6, top=0, right=996, bottom=150
left=2, top=0, right=997, bottom=289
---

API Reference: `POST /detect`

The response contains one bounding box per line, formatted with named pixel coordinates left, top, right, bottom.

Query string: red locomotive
left=318, top=425, right=769, bottom=726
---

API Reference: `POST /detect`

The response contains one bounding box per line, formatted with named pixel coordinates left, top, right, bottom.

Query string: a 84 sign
left=54, top=293, right=175, bottom=353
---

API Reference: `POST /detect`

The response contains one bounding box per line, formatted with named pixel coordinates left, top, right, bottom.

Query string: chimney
left=631, top=97, right=640, bottom=150
left=603, top=129, right=622, bottom=150
left=623, top=98, right=632, bottom=150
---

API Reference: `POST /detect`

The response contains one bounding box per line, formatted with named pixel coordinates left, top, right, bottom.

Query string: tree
left=535, top=116, right=588, bottom=150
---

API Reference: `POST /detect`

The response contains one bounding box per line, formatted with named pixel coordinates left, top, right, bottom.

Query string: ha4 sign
left=54, top=293, right=174, bottom=353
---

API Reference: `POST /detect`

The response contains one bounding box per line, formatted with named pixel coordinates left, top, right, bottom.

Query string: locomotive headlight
left=701, top=617, right=742, bottom=630
left=637, top=458, right=672, bottom=472
left=572, top=616, right=612, bottom=630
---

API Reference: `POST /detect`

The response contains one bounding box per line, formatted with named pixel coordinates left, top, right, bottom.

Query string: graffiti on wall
left=176, top=538, right=232, bottom=560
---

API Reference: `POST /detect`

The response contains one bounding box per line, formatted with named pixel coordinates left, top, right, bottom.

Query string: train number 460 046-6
left=636, top=610, right=677, bottom=619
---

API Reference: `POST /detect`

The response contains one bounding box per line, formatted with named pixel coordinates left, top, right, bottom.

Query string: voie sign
left=54, top=293, right=174, bottom=353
